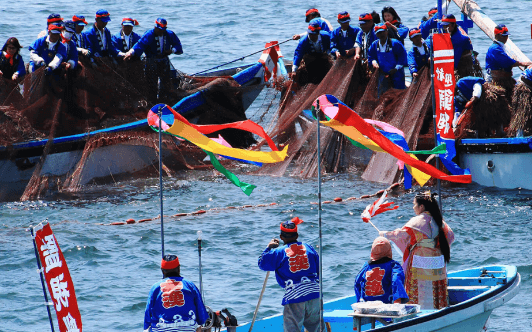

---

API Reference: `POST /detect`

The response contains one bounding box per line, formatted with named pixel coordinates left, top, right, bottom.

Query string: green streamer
left=204, top=150, right=257, bottom=196
left=347, top=137, right=447, bottom=155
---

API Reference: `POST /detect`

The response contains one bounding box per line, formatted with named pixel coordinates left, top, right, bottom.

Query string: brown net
left=509, top=81, right=532, bottom=136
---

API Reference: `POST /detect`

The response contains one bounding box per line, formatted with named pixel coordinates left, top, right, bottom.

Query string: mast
left=316, top=102, right=324, bottom=331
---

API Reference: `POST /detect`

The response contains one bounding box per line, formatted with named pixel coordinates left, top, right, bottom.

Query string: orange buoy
left=173, top=213, right=188, bottom=217
left=138, top=218, right=152, bottom=223
left=192, top=210, right=207, bottom=215
left=333, top=197, right=342, bottom=202
left=110, top=222, right=126, bottom=226
left=243, top=205, right=253, bottom=208
left=269, top=202, right=277, bottom=205
left=126, top=219, right=135, bottom=224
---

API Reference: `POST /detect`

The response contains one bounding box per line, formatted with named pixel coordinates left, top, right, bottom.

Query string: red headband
left=338, top=13, right=350, bottom=20
left=72, top=16, right=88, bottom=24
left=280, top=217, right=304, bottom=233
left=96, top=13, right=110, bottom=18
left=359, top=13, right=373, bottom=21
left=428, top=9, right=438, bottom=15
left=494, top=26, right=508, bottom=35
left=442, top=16, right=456, bottom=23
left=48, top=24, right=63, bottom=31
left=409, top=29, right=421, bottom=37
left=155, top=20, right=167, bottom=28
left=122, top=18, right=139, bottom=25
left=306, top=8, right=319, bottom=16
left=308, top=24, right=321, bottom=32
left=374, top=25, right=387, bottom=32
left=161, top=256, right=180, bottom=269
left=47, top=17, right=63, bottom=24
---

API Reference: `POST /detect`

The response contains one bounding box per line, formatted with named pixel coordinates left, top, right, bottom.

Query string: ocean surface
left=1, top=0, right=532, bottom=331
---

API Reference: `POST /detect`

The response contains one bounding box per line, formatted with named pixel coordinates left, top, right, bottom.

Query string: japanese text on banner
left=433, top=33, right=456, bottom=140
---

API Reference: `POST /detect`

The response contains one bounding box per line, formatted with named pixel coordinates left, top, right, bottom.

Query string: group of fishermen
left=0, top=10, right=183, bottom=102
left=290, top=7, right=532, bottom=135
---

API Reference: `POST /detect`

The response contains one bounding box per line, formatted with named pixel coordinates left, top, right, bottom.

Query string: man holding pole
left=144, top=254, right=208, bottom=332
left=258, top=217, right=322, bottom=332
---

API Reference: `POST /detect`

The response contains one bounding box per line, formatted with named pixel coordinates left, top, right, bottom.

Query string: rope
left=191, top=38, right=293, bottom=76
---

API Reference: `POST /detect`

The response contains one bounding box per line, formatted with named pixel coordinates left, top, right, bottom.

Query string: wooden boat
left=0, top=48, right=286, bottom=201
left=234, top=265, right=520, bottom=331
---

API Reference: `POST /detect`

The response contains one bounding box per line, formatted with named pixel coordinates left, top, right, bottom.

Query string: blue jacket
left=420, top=16, right=437, bottom=40
left=258, top=241, right=320, bottom=305
left=112, top=30, right=142, bottom=53
left=355, top=29, right=378, bottom=59
left=72, top=33, right=89, bottom=50
left=354, top=258, right=408, bottom=304
left=368, top=38, right=408, bottom=73
left=407, top=42, right=430, bottom=74
left=486, top=41, right=516, bottom=74
left=28, top=36, right=67, bottom=68
left=144, top=277, right=208, bottom=331
left=83, top=24, right=120, bottom=57
left=131, top=28, right=183, bottom=58
left=312, top=17, right=332, bottom=33
left=293, top=32, right=331, bottom=68
left=0, top=53, right=26, bottom=78
left=450, top=29, right=473, bottom=67
left=330, top=25, right=361, bottom=57
left=387, top=21, right=409, bottom=44
left=455, top=76, right=485, bottom=112
left=62, top=40, right=79, bottom=68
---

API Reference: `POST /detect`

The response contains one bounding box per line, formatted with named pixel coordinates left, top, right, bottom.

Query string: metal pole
left=430, top=28, right=443, bottom=211
left=248, top=271, right=270, bottom=332
left=197, top=230, right=203, bottom=298
left=30, top=226, right=56, bottom=332
left=316, top=101, right=324, bottom=332
left=159, top=107, right=165, bottom=258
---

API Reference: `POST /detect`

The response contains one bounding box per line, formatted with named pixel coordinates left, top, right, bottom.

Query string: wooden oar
left=248, top=271, right=270, bottom=332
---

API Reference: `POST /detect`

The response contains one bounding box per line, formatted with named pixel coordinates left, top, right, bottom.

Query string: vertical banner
left=432, top=33, right=470, bottom=176
left=34, top=223, right=82, bottom=332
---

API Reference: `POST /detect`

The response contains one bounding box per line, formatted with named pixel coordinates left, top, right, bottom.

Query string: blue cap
left=440, top=14, right=456, bottom=26
left=338, top=11, right=351, bottom=24
left=359, top=12, right=373, bottom=22
left=307, top=18, right=321, bottom=34
left=63, top=20, right=76, bottom=33
left=155, top=17, right=167, bottom=30
left=73, top=15, right=88, bottom=26
left=494, top=24, right=510, bottom=36
left=96, top=9, right=111, bottom=22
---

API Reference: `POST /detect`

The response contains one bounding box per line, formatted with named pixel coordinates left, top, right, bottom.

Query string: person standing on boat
left=368, top=23, right=408, bottom=95
left=354, top=13, right=377, bottom=62
left=0, top=37, right=25, bottom=81
left=144, top=254, right=208, bottom=332
left=330, top=11, right=361, bottom=59
left=419, top=7, right=438, bottom=40
left=439, top=14, right=473, bottom=70
left=112, top=18, right=141, bottom=55
left=61, top=21, right=79, bottom=71
left=292, top=8, right=332, bottom=40
left=124, top=17, right=183, bottom=102
left=83, top=10, right=123, bottom=62
left=72, top=15, right=91, bottom=58
left=29, top=25, right=67, bottom=74
left=380, top=192, right=454, bottom=310
left=258, top=217, right=322, bottom=332
left=407, top=28, right=429, bottom=81
left=354, top=237, right=409, bottom=304
left=37, top=13, right=63, bottom=39
left=381, top=6, right=409, bottom=45
left=292, top=19, right=331, bottom=74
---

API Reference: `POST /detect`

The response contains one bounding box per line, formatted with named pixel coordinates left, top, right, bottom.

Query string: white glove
left=117, top=51, right=126, bottom=57
left=36, top=57, right=45, bottom=65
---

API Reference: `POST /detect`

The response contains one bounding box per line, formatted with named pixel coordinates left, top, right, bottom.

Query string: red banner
left=433, top=33, right=455, bottom=140
left=34, top=223, right=82, bottom=332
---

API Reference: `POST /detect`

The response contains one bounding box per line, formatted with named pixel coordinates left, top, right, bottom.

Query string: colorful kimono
left=383, top=212, right=454, bottom=309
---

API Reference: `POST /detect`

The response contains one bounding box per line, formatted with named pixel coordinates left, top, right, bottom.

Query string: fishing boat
left=0, top=43, right=286, bottom=201
left=234, top=265, right=520, bottom=331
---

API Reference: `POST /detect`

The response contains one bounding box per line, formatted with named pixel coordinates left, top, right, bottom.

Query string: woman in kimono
left=380, top=192, right=454, bottom=309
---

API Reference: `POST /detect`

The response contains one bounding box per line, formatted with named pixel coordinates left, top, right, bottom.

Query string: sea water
left=1, top=1, right=531, bottom=331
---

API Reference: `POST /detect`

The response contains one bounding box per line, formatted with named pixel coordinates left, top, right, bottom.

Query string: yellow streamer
left=324, top=119, right=430, bottom=186
left=167, top=117, right=288, bottom=163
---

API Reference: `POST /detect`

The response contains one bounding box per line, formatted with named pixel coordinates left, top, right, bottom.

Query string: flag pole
left=30, top=224, right=56, bottom=332
left=159, top=107, right=165, bottom=258
left=316, top=101, right=324, bottom=332
left=197, top=230, right=204, bottom=298
left=430, top=25, right=443, bottom=211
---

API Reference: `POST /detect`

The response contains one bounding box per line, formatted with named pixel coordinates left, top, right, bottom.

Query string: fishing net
left=508, top=81, right=532, bottom=136
left=455, top=52, right=484, bottom=81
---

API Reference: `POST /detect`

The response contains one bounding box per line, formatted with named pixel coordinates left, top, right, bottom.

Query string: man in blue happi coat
left=292, top=18, right=331, bottom=73
left=293, top=8, right=333, bottom=40
left=419, top=7, right=438, bottom=40
left=354, top=237, right=408, bottom=304
left=355, top=13, right=378, bottom=62
left=124, top=17, right=183, bottom=101
left=61, top=20, right=79, bottom=71
left=112, top=17, right=141, bottom=54
left=258, top=217, right=322, bottom=332
left=29, top=24, right=67, bottom=74
left=407, top=28, right=430, bottom=80
left=83, top=9, right=122, bottom=60
left=453, top=76, right=485, bottom=127
left=368, top=23, right=408, bottom=95
left=144, top=254, right=208, bottom=332
left=72, top=15, right=91, bottom=58
left=486, top=24, right=531, bottom=83
left=440, top=14, right=473, bottom=69
left=330, top=11, right=361, bottom=59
